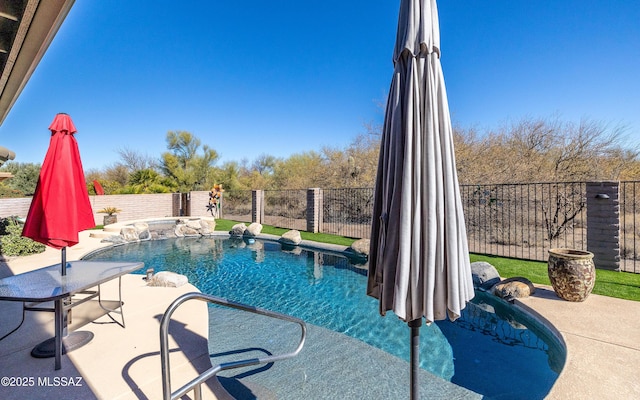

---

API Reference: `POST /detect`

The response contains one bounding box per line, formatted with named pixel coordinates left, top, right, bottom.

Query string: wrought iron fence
left=620, top=181, right=640, bottom=273
left=220, top=190, right=252, bottom=223
left=322, top=188, right=374, bottom=239
left=263, top=189, right=307, bottom=231
left=460, top=182, right=586, bottom=261
left=222, top=182, right=640, bottom=269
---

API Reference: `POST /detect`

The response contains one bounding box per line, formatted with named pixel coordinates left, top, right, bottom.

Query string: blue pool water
left=84, top=236, right=564, bottom=399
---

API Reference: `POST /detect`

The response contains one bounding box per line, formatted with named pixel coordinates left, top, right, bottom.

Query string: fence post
left=252, top=190, right=264, bottom=224
left=586, top=181, right=620, bottom=271
left=307, top=188, right=323, bottom=233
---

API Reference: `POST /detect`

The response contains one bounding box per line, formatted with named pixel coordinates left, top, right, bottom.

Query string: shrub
left=0, top=217, right=46, bottom=256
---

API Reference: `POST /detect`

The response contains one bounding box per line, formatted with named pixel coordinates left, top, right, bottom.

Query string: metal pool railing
left=160, top=292, right=307, bottom=400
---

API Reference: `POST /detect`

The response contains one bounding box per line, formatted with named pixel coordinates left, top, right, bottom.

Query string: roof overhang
left=0, top=0, right=75, bottom=126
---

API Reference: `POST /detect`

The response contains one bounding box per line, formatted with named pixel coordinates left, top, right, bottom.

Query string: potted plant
left=98, top=206, right=121, bottom=226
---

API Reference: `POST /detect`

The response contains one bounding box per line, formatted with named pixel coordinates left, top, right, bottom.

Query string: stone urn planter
left=98, top=206, right=121, bottom=226
left=547, top=248, right=596, bottom=302
left=103, top=215, right=117, bottom=225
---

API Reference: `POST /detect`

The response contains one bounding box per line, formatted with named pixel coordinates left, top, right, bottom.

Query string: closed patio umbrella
left=367, top=1, right=474, bottom=398
left=22, top=113, right=95, bottom=274
left=22, top=113, right=96, bottom=357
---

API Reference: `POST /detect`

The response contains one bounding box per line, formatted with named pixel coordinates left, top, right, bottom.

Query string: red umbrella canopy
left=22, top=113, right=95, bottom=249
left=93, top=180, right=105, bottom=195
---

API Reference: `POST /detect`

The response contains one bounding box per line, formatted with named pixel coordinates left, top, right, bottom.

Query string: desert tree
left=160, top=131, right=219, bottom=192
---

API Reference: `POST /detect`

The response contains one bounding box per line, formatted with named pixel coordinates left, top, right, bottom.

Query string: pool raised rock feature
left=85, top=221, right=565, bottom=399
left=94, top=217, right=219, bottom=243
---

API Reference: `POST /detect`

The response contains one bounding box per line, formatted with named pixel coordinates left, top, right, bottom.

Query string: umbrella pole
left=61, top=246, right=67, bottom=276
left=409, top=318, right=422, bottom=400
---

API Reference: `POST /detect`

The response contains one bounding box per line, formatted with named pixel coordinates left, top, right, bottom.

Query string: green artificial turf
left=470, top=253, right=640, bottom=302
left=470, top=254, right=551, bottom=286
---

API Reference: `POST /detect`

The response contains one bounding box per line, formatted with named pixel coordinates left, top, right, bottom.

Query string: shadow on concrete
left=119, top=314, right=241, bottom=399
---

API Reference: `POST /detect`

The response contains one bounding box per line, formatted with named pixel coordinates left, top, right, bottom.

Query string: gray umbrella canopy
left=368, top=0, right=474, bottom=325
left=367, top=2, right=474, bottom=395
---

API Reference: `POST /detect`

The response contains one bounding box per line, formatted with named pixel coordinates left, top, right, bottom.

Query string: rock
left=349, top=239, right=370, bottom=258
left=280, top=230, right=302, bottom=245
left=109, top=217, right=216, bottom=242
left=229, top=223, right=247, bottom=236
left=185, top=220, right=202, bottom=230
left=133, top=222, right=149, bottom=232
left=147, top=271, right=188, bottom=287
left=471, top=261, right=501, bottom=290
left=133, top=222, right=150, bottom=241
left=150, top=229, right=176, bottom=240
left=244, top=222, right=263, bottom=237
left=493, top=277, right=536, bottom=300
left=101, top=235, right=126, bottom=244
left=175, top=224, right=200, bottom=237
left=138, top=229, right=151, bottom=241
left=120, top=226, right=139, bottom=242
left=345, top=238, right=369, bottom=266
left=199, top=219, right=215, bottom=234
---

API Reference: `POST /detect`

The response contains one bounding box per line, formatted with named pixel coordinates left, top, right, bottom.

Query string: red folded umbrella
left=93, top=180, right=105, bottom=195
left=22, top=113, right=95, bottom=273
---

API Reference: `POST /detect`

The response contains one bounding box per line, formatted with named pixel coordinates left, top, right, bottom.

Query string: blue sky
left=1, top=0, right=639, bottom=171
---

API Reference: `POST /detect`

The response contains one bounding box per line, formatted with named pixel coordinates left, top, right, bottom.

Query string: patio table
left=0, top=260, right=144, bottom=370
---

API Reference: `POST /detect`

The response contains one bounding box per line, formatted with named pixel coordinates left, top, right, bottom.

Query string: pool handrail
left=160, top=291, right=307, bottom=400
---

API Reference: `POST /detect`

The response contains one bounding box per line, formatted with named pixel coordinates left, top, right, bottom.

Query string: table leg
left=54, top=298, right=63, bottom=370
left=31, top=295, right=94, bottom=369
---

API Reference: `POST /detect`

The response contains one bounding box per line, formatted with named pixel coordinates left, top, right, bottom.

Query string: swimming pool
left=84, top=236, right=565, bottom=399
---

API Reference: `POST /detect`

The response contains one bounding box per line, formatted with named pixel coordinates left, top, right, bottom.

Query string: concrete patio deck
left=1, top=228, right=639, bottom=399
left=517, top=286, right=640, bottom=399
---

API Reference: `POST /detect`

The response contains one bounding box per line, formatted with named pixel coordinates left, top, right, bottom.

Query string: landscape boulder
left=280, top=230, right=302, bottom=245
left=101, top=235, right=126, bottom=245
left=199, top=219, right=216, bottom=234
left=120, top=226, right=139, bottom=242
left=349, top=239, right=370, bottom=259
left=244, top=222, right=263, bottom=237
left=229, top=223, right=247, bottom=237
left=101, top=217, right=216, bottom=244
left=492, top=277, right=536, bottom=300
left=133, top=222, right=151, bottom=241
left=138, top=229, right=151, bottom=241
left=471, top=261, right=501, bottom=290
left=147, top=271, right=188, bottom=288
left=175, top=222, right=200, bottom=237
